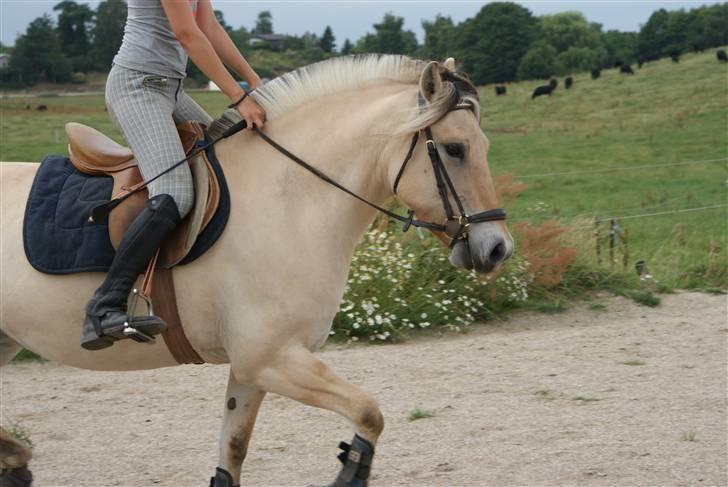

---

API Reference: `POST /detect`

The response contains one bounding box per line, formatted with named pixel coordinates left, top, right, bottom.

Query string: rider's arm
left=161, top=0, right=265, bottom=127
left=196, top=0, right=263, bottom=91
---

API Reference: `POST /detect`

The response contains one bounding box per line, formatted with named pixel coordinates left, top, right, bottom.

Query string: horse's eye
left=445, top=143, right=465, bottom=159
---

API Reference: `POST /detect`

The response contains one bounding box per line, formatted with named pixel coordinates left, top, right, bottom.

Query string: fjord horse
left=0, top=55, right=513, bottom=485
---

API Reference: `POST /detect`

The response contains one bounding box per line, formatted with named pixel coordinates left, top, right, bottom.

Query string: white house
left=0, top=53, right=10, bottom=69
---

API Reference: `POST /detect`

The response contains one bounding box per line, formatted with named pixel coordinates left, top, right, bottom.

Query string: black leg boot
left=328, top=435, right=375, bottom=487
left=80, top=194, right=181, bottom=350
left=209, top=467, right=238, bottom=487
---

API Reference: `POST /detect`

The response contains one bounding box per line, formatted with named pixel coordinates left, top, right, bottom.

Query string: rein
left=253, top=101, right=506, bottom=247
left=91, top=99, right=506, bottom=248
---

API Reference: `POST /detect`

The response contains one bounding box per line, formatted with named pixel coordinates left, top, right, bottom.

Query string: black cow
left=532, top=79, right=558, bottom=99
left=670, top=49, right=680, bottom=63
left=638, top=57, right=645, bottom=68
left=565, top=77, right=573, bottom=89
left=591, top=69, right=601, bottom=80
left=495, top=85, right=507, bottom=96
left=36, top=104, right=48, bottom=111
left=620, top=64, right=635, bottom=75
left=717, top=50, right=727, bottom=62
left=614, top=60, right=623, bottom=68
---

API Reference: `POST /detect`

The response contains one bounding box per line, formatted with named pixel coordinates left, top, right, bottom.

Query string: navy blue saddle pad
left=23, top=147, right=230, bottom=274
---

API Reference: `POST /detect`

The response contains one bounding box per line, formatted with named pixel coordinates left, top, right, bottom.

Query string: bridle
left=391, top=102, right=506, bottom=246
left=91, top=92, right=507, bottom=249
left=253, top=99, right=507, bottom=248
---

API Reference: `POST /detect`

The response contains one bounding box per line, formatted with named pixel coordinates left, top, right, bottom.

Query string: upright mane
left=250, top=54, right=480, bottom=134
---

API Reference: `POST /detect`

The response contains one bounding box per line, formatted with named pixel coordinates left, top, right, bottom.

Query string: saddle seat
left=64, top=121, right=220, bottom=269
left=66, top=122, right=135, bottom=175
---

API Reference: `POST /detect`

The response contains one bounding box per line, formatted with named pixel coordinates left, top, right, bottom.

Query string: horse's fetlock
left=358, top=399, right=384, bottom=439
left=228, top=434, right=248, bottom=465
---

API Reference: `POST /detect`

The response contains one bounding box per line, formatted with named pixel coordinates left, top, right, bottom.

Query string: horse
left=0, top=54, right=513, bottom=486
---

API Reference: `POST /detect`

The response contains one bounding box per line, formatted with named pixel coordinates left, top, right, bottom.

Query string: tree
left=320, top=25, right=335, bottom=53
left=554, top=46, right=607, bottom=74
left=601, top=30, right=637, bottom=67
left=422, top=14, right=457, bottom=60
left=517, top=42, right=557, bottom=79
left=698, top=4, right=728, bottom=49
left=10, top=14, right=71, bottom=84
left=355, top=13, right=418, bottom=55
left=214, top=10, right=232, bottom=33
left=457, top=2, right=540, bottom=84
left=229, top=26, right=251, bottom=50
left=253, top=11, right=273, bottom=35
left=539, top=12, right=602, bottom=53
left=636, top=8, right=671, bottom=59
left=341, top=38, right=353, bottom=55
left=90, top=0, right=127, bottom=70
left=53, top=1, right=94, bottom=55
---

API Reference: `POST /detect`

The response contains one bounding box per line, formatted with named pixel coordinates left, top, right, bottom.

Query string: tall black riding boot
left=80, top=194, right=181, bottom=350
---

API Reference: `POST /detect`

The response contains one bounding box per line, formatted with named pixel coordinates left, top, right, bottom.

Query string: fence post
left=620, top=227, right=629, bottom=270
left=595, top=219, right=601, bottom=264
left=609, top=219, right=616, bottom=267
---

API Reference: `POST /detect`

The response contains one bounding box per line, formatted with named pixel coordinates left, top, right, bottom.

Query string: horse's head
left=388, top=58, right=514, bottom=274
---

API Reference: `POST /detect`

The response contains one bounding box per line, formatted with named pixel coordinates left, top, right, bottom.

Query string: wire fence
left=511, top=203, right=727, bottom=227
left=512, top=156, right=728, bottom=179
left=532, top=188, right=725, bottom=220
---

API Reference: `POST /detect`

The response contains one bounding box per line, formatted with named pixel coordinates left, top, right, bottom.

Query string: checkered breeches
left=105, top=64, right=213, bottom=218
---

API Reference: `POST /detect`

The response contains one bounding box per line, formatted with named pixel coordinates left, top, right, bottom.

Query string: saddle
left=65, top=121, right=220, bottom=268
left=65, top=121, right=214, bottom=364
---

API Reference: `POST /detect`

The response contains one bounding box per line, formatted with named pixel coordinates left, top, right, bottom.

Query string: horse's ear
left=443, top=57, right=456, bottom=71
left=419, top=61, right=444, bottom=102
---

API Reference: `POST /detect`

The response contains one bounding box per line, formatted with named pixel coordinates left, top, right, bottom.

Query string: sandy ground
left=1, top=291, right=726, bottom=487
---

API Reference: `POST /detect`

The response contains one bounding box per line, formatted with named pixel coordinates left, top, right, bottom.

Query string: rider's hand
left=237, top=96, right=266, bottom=129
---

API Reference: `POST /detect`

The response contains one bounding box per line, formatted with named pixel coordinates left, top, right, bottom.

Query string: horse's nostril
left=489, top=241, right=506, bottom=263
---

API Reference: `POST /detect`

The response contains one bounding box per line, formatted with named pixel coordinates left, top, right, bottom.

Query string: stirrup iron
left=122, top=288, right=155, bottom=344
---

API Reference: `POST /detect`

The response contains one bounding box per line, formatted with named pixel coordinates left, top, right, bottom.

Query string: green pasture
left=481, top=50, right=727, bottom=288
left=1, top=49, right=726, bottom=289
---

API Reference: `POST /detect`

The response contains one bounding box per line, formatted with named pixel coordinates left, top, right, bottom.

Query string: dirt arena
left=1, top=291, right=726, bottom=486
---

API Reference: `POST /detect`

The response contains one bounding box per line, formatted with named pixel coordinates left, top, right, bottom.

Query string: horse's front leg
left=210, top=370, right=266, bottom=487
left=242, top=346, right=384, bottom=487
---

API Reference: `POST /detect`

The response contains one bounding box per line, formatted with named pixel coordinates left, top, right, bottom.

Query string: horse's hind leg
left=0, top=332, right=33, bottom=486
left=210, top=370, right=266, bottom=486
left=241, top=346, right=384, bottom=486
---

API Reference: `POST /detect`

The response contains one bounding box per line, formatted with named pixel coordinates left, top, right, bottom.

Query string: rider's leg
left=80, top=65, right=193, bottom=350
left=80, top=194, right=180, bottom=349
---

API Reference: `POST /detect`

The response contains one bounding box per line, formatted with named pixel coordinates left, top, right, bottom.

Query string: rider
left=81, top=0, right=266, bottom=350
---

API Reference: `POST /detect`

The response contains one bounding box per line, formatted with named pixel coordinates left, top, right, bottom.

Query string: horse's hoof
left=0, top=466, right=33, bottom=487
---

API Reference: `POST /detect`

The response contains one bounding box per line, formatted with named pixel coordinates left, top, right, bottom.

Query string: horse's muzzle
left=448, top=223, right=513, bottom=273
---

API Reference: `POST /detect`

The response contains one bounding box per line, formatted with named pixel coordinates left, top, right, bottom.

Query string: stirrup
left=122, top=288, right=156, bottom=344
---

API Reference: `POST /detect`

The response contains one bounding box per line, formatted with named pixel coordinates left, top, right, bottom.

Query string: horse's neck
left=217, top=84, right=412, bottom=257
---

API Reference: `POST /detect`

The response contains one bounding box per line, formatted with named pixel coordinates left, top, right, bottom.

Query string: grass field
left=1, top=49, right=726, bottom=290
left=480, top=49, right=727, bottom=288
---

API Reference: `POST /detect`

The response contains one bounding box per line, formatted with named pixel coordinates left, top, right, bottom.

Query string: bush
left=332, top=227, right=547, bottom=342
